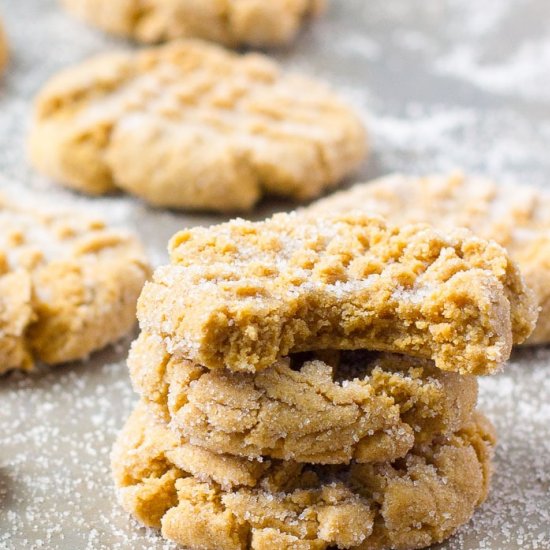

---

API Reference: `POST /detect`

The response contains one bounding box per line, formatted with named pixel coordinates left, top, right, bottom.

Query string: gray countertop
left=1, top=1, right=549, bottom=548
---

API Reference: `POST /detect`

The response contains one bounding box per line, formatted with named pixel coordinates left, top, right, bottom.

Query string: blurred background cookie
left=307, top=172, right=550, bottom=345
left=28, top=40, right=367, bottom=212
left=0, top=16, right=8, bottom=74
left=62, top=0, right=325, bottom=47
left=0, top=192, right=150, bottom=374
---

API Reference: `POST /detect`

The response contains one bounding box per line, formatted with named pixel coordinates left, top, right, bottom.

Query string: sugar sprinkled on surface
left=440, top=349, right=550, bottom=550
left=1, top=0, right=550, bottom=548
left=1, top=336, right=175, bottom=549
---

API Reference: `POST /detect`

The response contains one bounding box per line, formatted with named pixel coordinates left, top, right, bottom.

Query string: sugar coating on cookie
left=0, top=194, right=149, bottom=374
left=28, top=40, right=367, bottom=211
left=307, top=172, right=550, bottom=345
left=0, top=18, right=7, bottom=74
left=112, top=403, right=496, bottom=550
left=138, top=212, right=537, bottom=376
left=129, top=331, right=478, bottom=464
left=63, top=0, right=325, bottom=47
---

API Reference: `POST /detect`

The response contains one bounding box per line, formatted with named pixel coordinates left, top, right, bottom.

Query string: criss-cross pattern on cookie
left=30, top=40, right=366, bottom=211
left=138, top=212, right=537, bottom=375
left=0, top=194, right=149, bottom=373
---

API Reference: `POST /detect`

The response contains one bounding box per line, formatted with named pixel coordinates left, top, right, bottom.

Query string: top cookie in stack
left=113, top=212, right=536, bottom=550
left=138, top=211, right=537, bottom=375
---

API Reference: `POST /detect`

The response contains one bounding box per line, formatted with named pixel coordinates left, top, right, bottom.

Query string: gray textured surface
left=1, top=1, right=550, bottom=549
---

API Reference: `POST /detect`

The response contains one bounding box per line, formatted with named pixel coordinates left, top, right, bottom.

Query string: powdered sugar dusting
left=441, top=349, right=550, bottom=550
left=434, top=0, right=550, bottom=101
left=281, top=0, right=550, bottom=190
left=0, top=337, right=176, bottom=549
left=2, top=344, right=549, bottom=548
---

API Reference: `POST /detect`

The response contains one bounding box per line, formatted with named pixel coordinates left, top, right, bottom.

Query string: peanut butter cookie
left=129, top=332, right=478, bottom=464
left=29, top=40, right=366, bottom=211
left=62, top=0, right=325, bottom=47
left=0, top=17, right=7, bottom=74
left=307, top=172, right=550, bottom=345
left=0, top=193, right=149, bottom=374
left=112, top=403, right=496, bottom=550
left=138, top=212, right=537, bottom=376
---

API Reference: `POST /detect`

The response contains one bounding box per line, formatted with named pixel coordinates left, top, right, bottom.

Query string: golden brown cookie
left=0, top=193, right=149, bottom=374
left=0, top=17, right=7, bottom=74
left=129, top=331, right=478, bottom=464
left=307, top=172, right=550, bottom=345
left=112, top=403, right=496, bottom=550
left=62, top=0, right=325, bottom=47
left=28, top=40, right=366, bottom=211
left=138, top=212, right=537, bottom=376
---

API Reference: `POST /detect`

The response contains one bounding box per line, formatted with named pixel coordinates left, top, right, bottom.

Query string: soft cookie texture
left=129, top=332, right=478, bottom=464
left=112, top=404, right=496, bottom=550
left=0, top=17, right=7, bottom=74
left=0, top=193, right=149, bottom=374
left=138, top=212, right=537, bottom=376
left=62, top=0, right=325, bottom=47
left=307, top=172, right=550, bottom=345
left=28, top=40, right=367, bottom=212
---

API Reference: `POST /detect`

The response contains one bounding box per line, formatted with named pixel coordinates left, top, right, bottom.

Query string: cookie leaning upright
left=138, top=212, right=537, bottom=376
left=28, top=40, right=367, bottom=211
left=62, top=0, right=325, bottom=47
left=0, top=193, right=149, bottom=374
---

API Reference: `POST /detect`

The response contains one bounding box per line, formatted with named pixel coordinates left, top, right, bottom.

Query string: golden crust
left=138, top=212, right=537, bottom=375
left=112, top=403, right=496, bottom=550
left=62, top=0, right=325, bottom=47
left=0, top=194, right=150, bottom=373
left=28, top=40, right=366, bottom=211
left=307, top=172, right=550, bottom=344
left=129, top=331, right=478, bottom=464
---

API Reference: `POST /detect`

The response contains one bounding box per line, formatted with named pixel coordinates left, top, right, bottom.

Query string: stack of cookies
left=112, top=212, right=538, bottom=550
